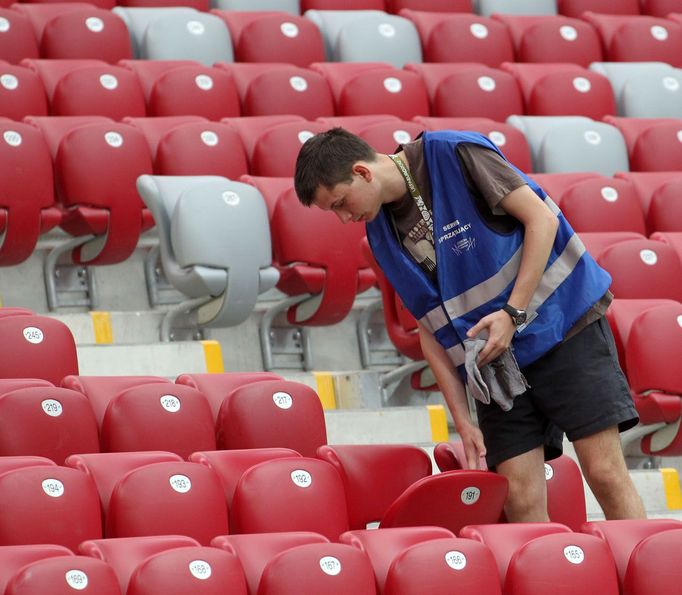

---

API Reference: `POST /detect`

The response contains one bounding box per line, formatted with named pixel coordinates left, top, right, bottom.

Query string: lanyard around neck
left=389, top=154, right=433, bottom=235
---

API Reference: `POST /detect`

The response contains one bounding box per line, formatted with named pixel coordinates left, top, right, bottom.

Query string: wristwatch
left=502, top=303, right=528, bottom=326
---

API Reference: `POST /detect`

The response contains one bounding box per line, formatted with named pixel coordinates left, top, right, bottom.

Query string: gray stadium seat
left=211, top=0, right=299, bottom=12
left=475, top=0, right=557, bottom=16
left=304, top=9, right=386, bottom=60
left=589, top=62, right=682, bottom=118
left=113, top=7, right=198, bottom=57
left=335, top=13, right=422, bottom=67
left=136, top=175, right=279, bottom=340
left=507, top=115, right=629, bottom=175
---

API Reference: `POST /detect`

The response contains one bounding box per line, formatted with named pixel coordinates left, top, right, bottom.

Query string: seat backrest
left=128, top=546, right=248, bottom=595
left=213, top=0, right=299, bottom=11
left=623, top=527, right=682, bottom=595
left=504, top=532, right=619, bottom=595
left=316, top=444, right=432, bottom=530
left=621, top=69, right=682, bottom=118
left=65, top=450, right=183, bottom=511
left=213, top=532, right=329, bottom=595
left=124, top=114, right=206, bottom=158
left=358, top=120, right=425, bottom=154
left=107, top=461, right=228, bottom=545
left=221, top=114, right=305, bottom=164
left=0, top=466, right=102, bottom=551
left=0, top=9, right=40, bottom=63
left=304, top=9, right=386, bottom=60
left=0, top=386, right=99, bottom=464
left=477, top=0, right=557, bottom=16
left=100, top=383, right=216, bottom=459
left=630, top=121, right=682, bottom=171
left=379, top=470, right=508, bottom=535
left=0, top=63, right=48, bottom=120
left=543, top=455, right=587, bottom=532
left=0, top=455, right=56, bottom=475
left=647, top=180, right=682, bottom=233
left=257, top=542, right=377, bottom=595
left=384, top=537, right=502, bottom=595
left=557, top=0, right=640, bottom=17
left=0, top=545, right=74, bottom=595
left=388, top=0, right=472, bottom=11
left=0, top=314, right=78, bottom=384
left=217, top=379, right=327, bottom=456
left=340, top=526, right=455, bottom=593
left=6, top=556, right=121, bottom=595
left=231, top=457, right=349, bottom=541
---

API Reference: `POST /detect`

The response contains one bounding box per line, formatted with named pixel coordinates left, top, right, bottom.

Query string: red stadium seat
left=66, top=451, right=184, bottom=512
left=615, top=171, right=682, bottom=234
left=212, top=11, right=325, bottom=67
left=358, top=120, right=424, bottom=154
left=0, top=384, right=99, bottom=464
left=528, top=172, right=603, bottom=206
left=0, top=545, right=74, bottom=595
left=399, top=11, right=514, bottom=66
left=651, top=231, right=682, bottom=262
left=387, top=0, right=472, bottom=12
left=127, top=546, right=247, bottom=595
left=123, top=115, right=205, bottom=161
left=557, top=0, right=640, bottom=17
left=24, top=59, right=145, bottom=119
left=605, top=117, right=682, bottom=172
left=492, top=14, right=602, bottom=66
left=6, top=556, right=120, bottom=595
left=384, top=537, right=502, bottom=595
left=316, top=114, right=400, bottom=134
left=0, top=465, right=102, bottom=551
left=406, top=63, right=523, bottom=121
left=459, top=522, right=572, bottom=587
left=14, top=4, right=131, bottom=62
left=213, top=532, right=329, bottom=595
left=641, top=0, right=682, bottom=17
left=107, top=461, right=228, bottom=545
left=0, top=63, right=47, bottom=119
left=216, top=379, right=327, bottom=456
left=582, top=519, right=682, bottom=589
left=579, top=231, right=648, bottom=260
left=317, top=444, right=432, bottom=530
left=413, top=116, right=533, bottom=173
left=79, top=535, right=200, bottom=594
left=216, top=62, right=333, bottom=119
left=597, top=238, right=682, bottom=300
left=300, top=0, right=383, bottom=9
left=231, top=457, right=349, bottom=541
left=505, top=533, right=619, bottom=595
left=0, top=9, right=39, bottom=64
left=239, top=175, right=294, bottom=219
left=0, top=314, right=78, bottom=384
left=0, top=455, right=56, bottom=475
left=190, top=448, right=301, bottom=512
left=623, top=528, right=682, bottom=595
left=583, top=12, right=682, bottom=67
left=340, top=526, right=455, bottom=593
left=0, top=120, right=59, bottom=264
left=311, top=62, right=429, bottom=120
left=558, top=177, right=646, bottom=233
left=258, top=542, right=377, bottom=595
left=502, top=62, right=616, bottom=119
left=119, top=59, right=196, bottom=101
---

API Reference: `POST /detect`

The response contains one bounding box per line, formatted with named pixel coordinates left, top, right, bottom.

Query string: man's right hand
left=458, top=423, right=487, bottom=470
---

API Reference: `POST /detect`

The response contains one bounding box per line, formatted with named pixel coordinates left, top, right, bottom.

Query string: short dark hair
left=294, top=127, right=377, bottom=206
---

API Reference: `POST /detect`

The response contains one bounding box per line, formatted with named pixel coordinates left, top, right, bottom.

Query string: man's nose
left=335, top=210, right=352, bottom=224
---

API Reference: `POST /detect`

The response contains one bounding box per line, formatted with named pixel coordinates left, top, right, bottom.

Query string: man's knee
left=497, top=448, right=548, bottom=522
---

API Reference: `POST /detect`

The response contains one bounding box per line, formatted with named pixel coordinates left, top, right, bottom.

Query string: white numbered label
left=676, top=130, right=682, bottom=144
left=663, top=76, right=680, bottom=92
left=584, top=130, right=601, bottom=145
left=272, top=391, right=293, bottom=409
left=291, top=469, right=312, bottom=488
left=104, top=131, right=123, bottom=147
left=169, top=474, right=192, bottom=493
left=319, top=556, right=341, bottom=576
left=460, top=486, right=480, bottom=505
left=201, top=130, right=218, bottom=146
left=488, top=131, right=507, bottom=147
left=393, top=129, right=412, bottom=145
left=544, top=463, right=554, bottom=480
left=1, top=74, right=18, bottom=90
left=189, top=560, right=212, bottom=580
left=23, top=326, right=43, bottom=344
left=477, top=76, right=496, bottom=92
left=677, top=315, right=682, bottom=328
left=43, top=479, right=65, bottom=498
left=470, top=23, right=488, bottom=39
left=559, top=25, right=577, bottom=41
left=4, top=129, right=22, bottom=146
left=640, top=249, right=658, bottom=265
left=651, top=25, right=668, bottom=41
left=298, top=130, right=315, bottom=144
left=99, top=74, right=118, bottom=90
left=572, top=77, right=591, bottom=93
left=222, top=190, right=240, bottom=206
left=160, top=394, right=181, bottom=413
left=42, top=399, right=63, bottom=417
left=600, top=186, right=618, bottom=202
left=564, top=545, right=585, bottom=564
left=383, top=77, right=402, bottom=93
left=65, top=570, right=88, bottom=590
left=0, top=17, right=10, bottom=32
left=187, top=20, right=205, bottom=35
left=195, top=74, right=213, bottom=90
left=445, top=550, right=467, bottom=570
left=281, top=22, right=299, bottom=38
left=85, top=17, right=104, bottom=33
left=378, top=23, right=396, bottom=38
left=290, top=76, right=308, bottom=92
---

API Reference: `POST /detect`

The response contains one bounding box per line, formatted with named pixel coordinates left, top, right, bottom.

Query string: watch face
left=516, top=311, right=527, bottom=325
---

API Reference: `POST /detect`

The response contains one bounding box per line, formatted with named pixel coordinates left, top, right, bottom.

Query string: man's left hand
left=466, top=310, right=516, bottom=367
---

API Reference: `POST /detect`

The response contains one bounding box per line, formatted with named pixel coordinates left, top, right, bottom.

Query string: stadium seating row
left=5, top=6, right=682, bottom=68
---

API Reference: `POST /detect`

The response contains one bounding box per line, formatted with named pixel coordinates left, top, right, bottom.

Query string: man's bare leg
left=496, top=445, right=549, bottom=522
left=573, top=426, right=646, bottom=519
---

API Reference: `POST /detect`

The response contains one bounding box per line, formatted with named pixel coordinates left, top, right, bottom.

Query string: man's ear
left=352, top=162, right=372, bottom=181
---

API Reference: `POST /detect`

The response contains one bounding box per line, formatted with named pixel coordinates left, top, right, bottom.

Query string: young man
left=294, top=127, right=646, bottom=522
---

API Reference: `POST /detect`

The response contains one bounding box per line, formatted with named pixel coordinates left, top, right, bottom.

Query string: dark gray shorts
left=475, top=316, right=639, bottom=469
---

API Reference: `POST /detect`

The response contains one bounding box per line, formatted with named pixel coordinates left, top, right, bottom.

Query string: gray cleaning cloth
left=464, top=338, right=530, bottom=412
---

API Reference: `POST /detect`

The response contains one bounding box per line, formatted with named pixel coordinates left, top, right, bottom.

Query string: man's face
left=312, top=169, right=381, bottom=224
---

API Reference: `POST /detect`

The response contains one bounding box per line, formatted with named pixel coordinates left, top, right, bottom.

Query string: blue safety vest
left=367, top=130, right=611, bottom=372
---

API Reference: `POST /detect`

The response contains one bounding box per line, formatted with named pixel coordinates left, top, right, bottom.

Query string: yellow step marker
left=90, top=311, right=113, bottom=344
left=313, top=372, right=336, bottom=410
left=661, top=468, right=682, bottom=509
left=427, top=404, right=449, bottom=442
left=201, top=340, right=224, bottom=373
